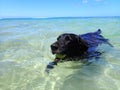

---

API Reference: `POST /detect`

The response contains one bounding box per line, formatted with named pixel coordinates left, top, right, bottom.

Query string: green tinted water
left=0, top=17, right=120, bottom=90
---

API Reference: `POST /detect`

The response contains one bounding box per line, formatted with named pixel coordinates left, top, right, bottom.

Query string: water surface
left=0, top=17, right=120, bottom=90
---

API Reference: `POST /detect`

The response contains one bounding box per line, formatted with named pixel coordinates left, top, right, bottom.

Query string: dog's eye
left=65, top=36, right=70, bottom=41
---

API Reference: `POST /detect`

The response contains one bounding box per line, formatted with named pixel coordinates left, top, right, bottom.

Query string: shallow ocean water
left=0, top=17, right=120, bottom=90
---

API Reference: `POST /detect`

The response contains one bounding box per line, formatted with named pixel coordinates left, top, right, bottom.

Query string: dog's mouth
left=51, top=44, right=66, bottom=59
left=55, top=54, right=66, bottom=59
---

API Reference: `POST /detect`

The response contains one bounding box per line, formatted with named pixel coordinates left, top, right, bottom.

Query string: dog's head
left=51, top=33, right=88, bottom=58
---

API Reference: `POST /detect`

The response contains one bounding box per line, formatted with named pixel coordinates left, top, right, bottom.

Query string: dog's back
left=79, top=29, right=113, bottom=59
left=80, top=29, right=113, bottom=50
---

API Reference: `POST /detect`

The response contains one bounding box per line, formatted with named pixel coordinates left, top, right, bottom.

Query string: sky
left=0, top=0, right=120, bottom=18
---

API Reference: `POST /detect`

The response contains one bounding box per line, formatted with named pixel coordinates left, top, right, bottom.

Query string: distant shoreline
left=0, top=16, right=120, bottom=20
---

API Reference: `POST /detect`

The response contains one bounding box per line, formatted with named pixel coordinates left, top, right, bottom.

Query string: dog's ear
left=77, top=36, right=88, bottom=51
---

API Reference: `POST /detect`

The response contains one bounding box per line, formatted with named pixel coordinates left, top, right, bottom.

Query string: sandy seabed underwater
left=0, top=17, right=120, bottom=90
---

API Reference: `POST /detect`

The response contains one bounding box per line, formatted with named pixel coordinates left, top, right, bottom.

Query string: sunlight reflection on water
left=0, top=17, right=120, bottom=90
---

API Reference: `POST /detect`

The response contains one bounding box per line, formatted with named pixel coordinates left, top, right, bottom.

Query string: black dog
left=46, top=29, right=113, bottom=72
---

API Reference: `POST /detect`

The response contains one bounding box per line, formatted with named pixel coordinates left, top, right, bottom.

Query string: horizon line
left=0, top=16, right=120, bottom=20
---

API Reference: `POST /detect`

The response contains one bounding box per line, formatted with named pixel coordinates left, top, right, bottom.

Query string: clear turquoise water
left=0, top=17, right=120, bottom=90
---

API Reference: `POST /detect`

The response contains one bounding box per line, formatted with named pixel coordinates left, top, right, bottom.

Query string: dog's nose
left=51, top=44, right=58, bottom=51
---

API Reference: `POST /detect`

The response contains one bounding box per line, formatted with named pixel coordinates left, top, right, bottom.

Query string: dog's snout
left=51, top=44, right=58, bottom=51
